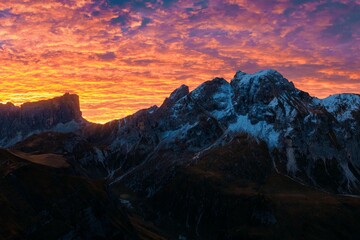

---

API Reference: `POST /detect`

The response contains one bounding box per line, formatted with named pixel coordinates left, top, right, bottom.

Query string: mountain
left=0, top=93, right=86, bottom=147
left=2, top=70, right=360, bottom=194
left=74, top=69, right=360, bottom=196
left=1, top=69, right=360, bottom=239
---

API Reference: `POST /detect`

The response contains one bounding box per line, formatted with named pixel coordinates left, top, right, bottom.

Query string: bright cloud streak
left=0, top=0, right=359, bottom=123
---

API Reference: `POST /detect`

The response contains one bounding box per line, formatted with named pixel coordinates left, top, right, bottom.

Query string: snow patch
left=267, top=97, right=279, bottom=107
left=320, top=94, right=360, bottom=122
left=52, top=120, right=80, bottom=132
left=160, top=123, right=195, bottom=141
left=286, top=146, right=297, bottom=174
left=340, top=161, right=358, bottom=191
left=95, top=148, right=106, bottom=163
left=228, top=114, right=280, bottom=148
left=119, top=199, right=132, bottom=208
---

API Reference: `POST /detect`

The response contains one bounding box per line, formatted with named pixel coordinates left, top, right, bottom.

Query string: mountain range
left=1, top=69, right=360, bottom=239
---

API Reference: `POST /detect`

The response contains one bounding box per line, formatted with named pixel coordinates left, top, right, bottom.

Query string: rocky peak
left=0, top=102, right=18, bottom=112
left=0, top=93, right=85, bottom=147
left=319, top=94, right=360, bottom=122
left=160, top=84, right=190, bottom=110
left=230, top=70, right=298, bottom=115
left=160, top=84, right=189, bottom=111
left=233, top=69, right=290, bottom=83
left=20, top=93, right=82, bottom=122
left=189, top=77, right=233, bottom=117
left=233, top=70, right=247, bottom=79
left=231, top=69, right=295, bottom=99
left=191, top=77, right=230, bottom=100
left=169, top=84, right=189, bottom=102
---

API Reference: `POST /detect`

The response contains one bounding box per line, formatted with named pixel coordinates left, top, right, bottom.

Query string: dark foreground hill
left=0, top=148, right=165, bottom=239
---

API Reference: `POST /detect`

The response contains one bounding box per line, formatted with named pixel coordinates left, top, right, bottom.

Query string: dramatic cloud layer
left=0, top=0, right=359, bottom=122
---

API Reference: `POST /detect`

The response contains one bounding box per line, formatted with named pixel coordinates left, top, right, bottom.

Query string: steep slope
left=0, top=93, right=87, bottom=147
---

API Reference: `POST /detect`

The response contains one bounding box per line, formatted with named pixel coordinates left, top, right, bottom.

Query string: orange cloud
left=0, top=0, right=359, bottom=123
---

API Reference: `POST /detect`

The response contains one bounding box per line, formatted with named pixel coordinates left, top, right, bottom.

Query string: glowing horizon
left=1, top=0, right=359, bottom=123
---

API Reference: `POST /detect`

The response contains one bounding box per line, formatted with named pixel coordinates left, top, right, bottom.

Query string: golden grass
left=8, top=149, right=69, bottom=168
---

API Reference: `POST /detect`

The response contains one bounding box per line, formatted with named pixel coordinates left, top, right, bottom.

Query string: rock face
left=81, top=69, right=360, bottom=195
left=0, top=93, right=86, bottom=147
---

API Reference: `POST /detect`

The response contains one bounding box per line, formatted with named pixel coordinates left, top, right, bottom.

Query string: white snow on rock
left=228, top=114, right=280, bottom=149
left=160, top=123, right=195, bottom=141
left=285, top=139, right=297, bottom=174
left=95, top=147, right=106, bottom=163
left=52, top=120, right=81, bottom=133
left=233, top=69, right=287, bottom=86
left=209, top=84, right=234, bottom=119
left=340, top=161, right=358, bottom=191
left=319, top=94, right=360, bottom=122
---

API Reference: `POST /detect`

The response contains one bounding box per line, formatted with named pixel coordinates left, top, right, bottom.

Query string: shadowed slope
left=146, top=134, right=360, bottom=239
left=0, top=149, right=165, bottom=240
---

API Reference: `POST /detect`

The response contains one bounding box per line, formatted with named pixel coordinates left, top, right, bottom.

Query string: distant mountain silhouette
left=0, top=93, right=87, bottom=147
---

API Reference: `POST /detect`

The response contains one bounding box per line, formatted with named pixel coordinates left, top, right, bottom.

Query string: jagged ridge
left=99, top=69, right=360, bottom=195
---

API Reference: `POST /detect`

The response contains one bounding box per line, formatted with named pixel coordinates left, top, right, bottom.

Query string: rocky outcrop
left=0, top=93, right=86, bottom=147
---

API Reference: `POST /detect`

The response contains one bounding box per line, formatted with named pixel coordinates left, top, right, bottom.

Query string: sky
left=0, top=0, right=359, bottom=123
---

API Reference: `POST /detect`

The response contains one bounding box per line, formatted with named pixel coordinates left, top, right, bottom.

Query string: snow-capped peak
left=231, top=69, right=295, bottom=90
left=319, top=93, right=360, bottom=122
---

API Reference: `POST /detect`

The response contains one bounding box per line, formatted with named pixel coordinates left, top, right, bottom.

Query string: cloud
left=111, top=14, right=130, bottom=25
left=0, top=8, right=16, bottom=18
left=0, top=0, right=358, bottom=123
left=107, top=0, right=177, bottom=9
left=96, top=52, right=117, bottom=61
left=107, top=0, right=129, bottom=6
left=319, top=2, right=360, bottom=43
left=141, top=17, right=151, bottom=27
